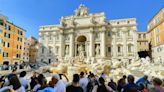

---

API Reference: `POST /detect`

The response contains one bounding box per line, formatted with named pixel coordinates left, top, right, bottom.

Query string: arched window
left=49, top=46, right=53, bottom=54
left=118, top=46, right=121, bottom=53
left=128, top=44, right=133, bottom=53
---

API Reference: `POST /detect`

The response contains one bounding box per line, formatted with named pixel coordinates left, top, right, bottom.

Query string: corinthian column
left=122, top=30, right=127, bottom=57
left=89, top=28, right=94, bottom=57
left=112, top=32, right=117, bottom=58
left=59, top=32, right=64, bottom=57
left=101, top=30, right=106, bottom=57
left=69, top=32, right=74, bottom=57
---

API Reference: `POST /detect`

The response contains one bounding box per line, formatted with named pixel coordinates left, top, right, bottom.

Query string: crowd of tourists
left=0, top=69, right=163, bottom=92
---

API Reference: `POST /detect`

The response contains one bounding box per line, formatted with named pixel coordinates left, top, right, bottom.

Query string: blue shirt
left=37, top=87, right=55, bottom=92
left=123, top=83, right=140, bottom=92
left=136, top=77, right=150, bottom=85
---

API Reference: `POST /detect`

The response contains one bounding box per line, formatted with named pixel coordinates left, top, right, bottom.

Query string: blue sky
left=0, top=0, right=164, bottom=38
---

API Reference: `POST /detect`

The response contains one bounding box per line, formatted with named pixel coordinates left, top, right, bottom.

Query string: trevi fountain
left=1, top=4, right=163, bottom=82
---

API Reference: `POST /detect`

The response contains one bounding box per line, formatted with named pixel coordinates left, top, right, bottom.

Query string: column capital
left=89, top=27, right=94, bottom=33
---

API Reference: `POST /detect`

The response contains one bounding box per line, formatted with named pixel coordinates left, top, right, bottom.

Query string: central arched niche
left=77, top=35, right=87, bottom=42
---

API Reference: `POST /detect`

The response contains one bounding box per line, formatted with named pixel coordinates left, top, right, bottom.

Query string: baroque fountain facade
left=37, top=4, right=164, bottom=80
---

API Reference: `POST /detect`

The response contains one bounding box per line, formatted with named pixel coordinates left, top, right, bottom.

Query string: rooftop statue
left=75, top=4, right=88, bottom=16
left=60, top=17, right=67, bottom=27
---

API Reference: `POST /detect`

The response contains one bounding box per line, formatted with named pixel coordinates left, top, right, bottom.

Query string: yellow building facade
left=137, top=32, right=149, bottom=52
left=147, top=7, right=164, bottom=62
left=0, top=15, right=25, bottom=65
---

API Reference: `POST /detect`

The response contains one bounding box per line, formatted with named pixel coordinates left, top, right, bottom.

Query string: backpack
left=87, top=79, right=99, bottom=92
left=87, top=80, right=93, bottom=92
left=97, top=84, right=108, bottom=92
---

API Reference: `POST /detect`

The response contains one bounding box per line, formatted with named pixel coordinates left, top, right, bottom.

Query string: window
left=3, top=42, right=5, bottom=47
left=127, top=21, right=130, bottom=24
left=140, top=42, right=142, bottom=45
left=0, top=48, right=2, bottom=54
left=7, top=43, right=10, bottom=47
left=49, top=35, right=52, bottom=40
left=0, top=19, right=4, bottom=25
left=118, top=46, right=121, bottom=53
left=143, top=34, right=146, bottom=38
left=108, top=31, right=111, bottom=37
left=56, top=47, right=59, bottom=54
left=138, top=34, right=141, bottom=38
left=117, top=22, right=119, bottom=24
left=3, top=52, right=8, bottom=57
left=17, top=37, right=22, bottom=42
left=18, top=30, right=23, bottom=35
left=50, top=47, right=53, bottom=54
left=4, top=32, right=6, bottom=37
left=16, top=54, right=19, bottom=58
left=128, top=30, right=131, bottom=36
left=156, top=36, right=160, bottom=43
left=3, top=42, right=9, bottom=48
left=117, top=31, right=121, bottom=37
left=108, top=47, right=111, bottom=52
left=155, top=28, right=160, bottom=34
left=5, top=24, right=11, bottom=30
left=0, top=38, right=3, bottom=44
left=128, top=45, right=132, bottom=53
left=42, top=46, right=44, bottom=54
left=4, top=33, right=10, bottom=38
left=48, top=59, right=51, bottom=64
left=0, top=29, right=2, bottom=33
left=8, top=34, right=10, bottom=38
left=155, top=17, right=160, bottom=24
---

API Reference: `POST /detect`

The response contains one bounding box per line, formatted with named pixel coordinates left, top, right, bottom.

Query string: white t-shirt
left=79, top=77, right=89, bottom=92
left=0, top=86, right=25, bottom=92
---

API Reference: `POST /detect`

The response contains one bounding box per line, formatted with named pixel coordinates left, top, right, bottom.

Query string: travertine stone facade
left=38, top=4, right=138, bottom=63
left=110, top=19, right=138, bottom=62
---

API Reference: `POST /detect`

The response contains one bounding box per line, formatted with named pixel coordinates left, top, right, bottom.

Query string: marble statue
left=90, top=16, right=96, bottom=24
left=60, top=17, right=66, bottom=27
left=65, top=45, right=69, bottom=55
left=96, top=45, right=100, bottom=56
left=78, top=45, right=85, bottom=61
left=75, top=4, right=88, bottom=16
